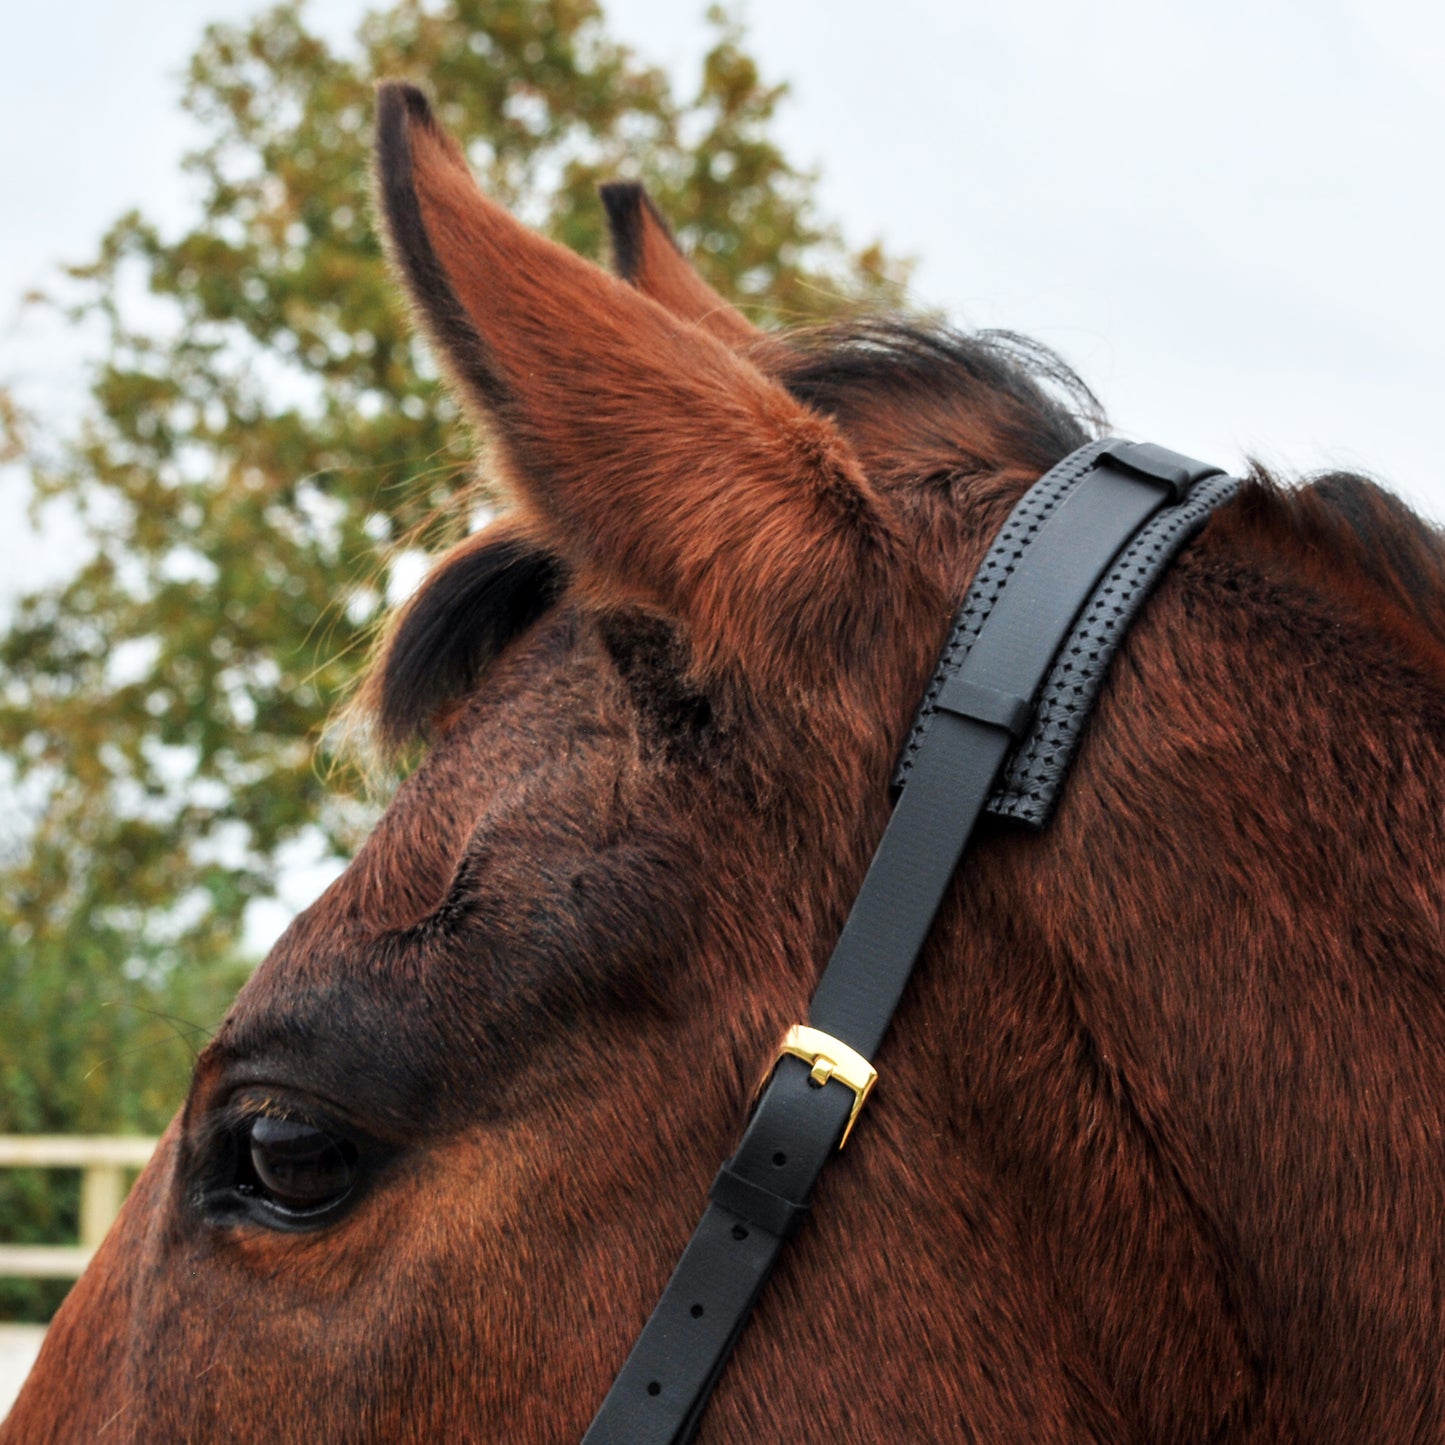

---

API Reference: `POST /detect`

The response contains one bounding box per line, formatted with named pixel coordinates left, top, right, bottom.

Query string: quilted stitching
left=894, top=452, right=1238, bottom=829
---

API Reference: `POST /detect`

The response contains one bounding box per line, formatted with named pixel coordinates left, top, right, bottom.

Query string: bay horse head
left=9, top=81, right=1445, bottom=1443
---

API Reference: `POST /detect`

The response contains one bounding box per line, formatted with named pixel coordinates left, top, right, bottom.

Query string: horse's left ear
left=599, top=182, right=759, bottom=345
left=374, top=83, right=910, bottom=690
left=360, top=519, right=566, bottom=754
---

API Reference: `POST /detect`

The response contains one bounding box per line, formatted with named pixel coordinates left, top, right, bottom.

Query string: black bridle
left=583, top=439, right=1240, bottom=1444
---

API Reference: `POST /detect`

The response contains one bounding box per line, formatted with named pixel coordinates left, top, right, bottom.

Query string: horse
left=8, top=79, right=1445, bottom=1442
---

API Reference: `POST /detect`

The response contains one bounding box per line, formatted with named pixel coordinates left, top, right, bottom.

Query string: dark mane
left=777, top=319, right=1445, bottom=667
left=1227, top=468, right=1445, bottom=665
left=775, top=318, right=1106, bottom=477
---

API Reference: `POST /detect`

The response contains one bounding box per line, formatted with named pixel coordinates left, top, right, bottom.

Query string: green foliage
left=0, top=0, right=907, bottom=1319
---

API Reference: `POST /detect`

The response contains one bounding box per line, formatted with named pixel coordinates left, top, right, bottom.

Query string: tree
left=0, top=0, right=907, bottom=1318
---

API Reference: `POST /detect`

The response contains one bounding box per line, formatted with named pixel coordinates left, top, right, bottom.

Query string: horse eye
left=246, top=1114, right=359, bottom=1214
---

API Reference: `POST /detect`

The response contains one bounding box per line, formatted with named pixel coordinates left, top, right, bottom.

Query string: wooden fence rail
left=0, top=1137, right=159, bottom=1280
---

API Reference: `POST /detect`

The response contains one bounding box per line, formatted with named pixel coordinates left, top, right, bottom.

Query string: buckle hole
left=731, top=1224, right=748, bottom=1241
left=772, top=1151, right=787, bottom=1167
left=646, top=1381, right=661, bottom=1397
left=690, top=1303, right=704, bottom=1319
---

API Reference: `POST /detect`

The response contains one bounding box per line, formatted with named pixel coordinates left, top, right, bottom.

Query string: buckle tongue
left=777, top=1024, right=877, bottom=1150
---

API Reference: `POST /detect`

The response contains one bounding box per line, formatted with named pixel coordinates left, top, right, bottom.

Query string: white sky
left=2, top=0, right=1442, bottom=941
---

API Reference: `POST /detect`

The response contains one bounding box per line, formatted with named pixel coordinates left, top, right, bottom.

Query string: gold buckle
left=777, top=1025, right=878, bottom=1150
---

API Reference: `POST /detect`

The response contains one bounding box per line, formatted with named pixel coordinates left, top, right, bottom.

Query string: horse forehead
left=197, top=638, right=703, bottom=1123
left=381, top=611, right=646, bottom=863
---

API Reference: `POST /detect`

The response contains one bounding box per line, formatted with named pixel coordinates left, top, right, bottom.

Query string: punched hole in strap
left=934, top=673, right=1033, bottom=738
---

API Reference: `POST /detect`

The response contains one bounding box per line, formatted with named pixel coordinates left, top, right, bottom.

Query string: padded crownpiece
left=895, top=439, right=1239, bottom=826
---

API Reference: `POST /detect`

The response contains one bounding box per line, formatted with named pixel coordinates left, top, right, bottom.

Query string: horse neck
left=870, top=488, right=1445, bottom=1434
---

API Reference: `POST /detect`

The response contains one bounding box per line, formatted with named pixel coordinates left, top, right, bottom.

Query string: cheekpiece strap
left=581, top=438, right=1238, bottom=1445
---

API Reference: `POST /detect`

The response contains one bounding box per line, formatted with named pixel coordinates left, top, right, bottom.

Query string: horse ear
left=360, top=520, right=566, bottom=755
left=374, top=83, right=906, bottom=688
left=599, top=182, right=760, bottom=345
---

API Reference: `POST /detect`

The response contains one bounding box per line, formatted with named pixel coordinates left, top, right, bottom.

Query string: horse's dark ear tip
left=599, top=181, right=645, bottom=215
left=376, top=81, right=436, bottom=152
left=375, top=84, right=446, bottom=224
left=600, top=182, right=650, bottom=281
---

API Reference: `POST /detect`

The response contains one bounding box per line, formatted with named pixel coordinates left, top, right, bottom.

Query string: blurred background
left=0, top=0, right=1440, bottom=1352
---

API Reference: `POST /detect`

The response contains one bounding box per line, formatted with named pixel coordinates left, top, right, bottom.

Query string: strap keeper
left=709, top=1162, right=810, bottom=1240
left=1098, top=441, right=1224, bottom=504
left=934, top=673, right=1033, bottom=737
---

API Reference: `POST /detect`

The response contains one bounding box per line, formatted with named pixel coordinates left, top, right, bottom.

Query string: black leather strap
left=896, top=443, right=1238, bottom=825
left=582, top=440, right=1233, bottom=1444
left=986, top=469, right=1238, bottom=825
